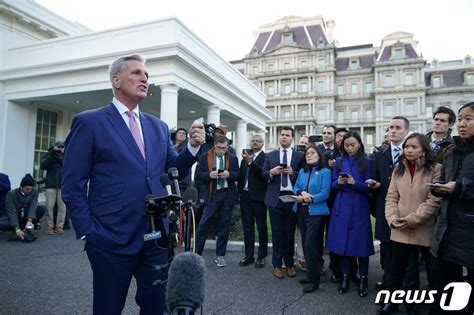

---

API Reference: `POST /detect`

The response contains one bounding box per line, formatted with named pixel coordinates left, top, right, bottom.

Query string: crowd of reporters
left=174, top=102, right=473, bottom=314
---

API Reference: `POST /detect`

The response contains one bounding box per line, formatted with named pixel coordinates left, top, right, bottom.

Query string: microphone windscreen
left=168, top=167, right=179, bottom=179
left=160, top=174, right=173, bottom=187
left=182, top=187, right=198, bottom=203
left=166, top=252, right=205, bottom=312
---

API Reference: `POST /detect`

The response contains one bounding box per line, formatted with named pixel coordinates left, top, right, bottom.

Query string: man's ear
left=111, top=75, right=121, bottom=89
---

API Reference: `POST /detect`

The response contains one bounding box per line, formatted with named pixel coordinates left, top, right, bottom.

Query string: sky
left=36, top=0, right=474, bottom=63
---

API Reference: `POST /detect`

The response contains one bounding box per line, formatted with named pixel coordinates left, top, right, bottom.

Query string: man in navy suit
left=263, top=126, right=304, bottom=279
left=62, top=54, right=205, bottom=315
left=195, top=135, right=239, bottom=267
left=238, top=134, right=268, bottom=268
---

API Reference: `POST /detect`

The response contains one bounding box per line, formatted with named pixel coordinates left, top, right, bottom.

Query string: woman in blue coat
left=326, top=131, right=375, bottom=297
left=293, top=145, right=331, bottom=293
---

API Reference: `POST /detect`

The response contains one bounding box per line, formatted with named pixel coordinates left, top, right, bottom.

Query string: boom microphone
left=166, top=252, right=205, bottom=315
left=160, top=174, right=173, bottom=195
left=168, top=167, right=181, bottom=197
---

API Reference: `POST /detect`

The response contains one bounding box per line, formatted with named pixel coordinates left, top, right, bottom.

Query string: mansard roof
left=378, top=44, right=418, bottom=61
left=335, top=55, right=375, bottom=71
left=425, top=69, right=466, bottom=87
left=250, top=24, right=327, bottom=55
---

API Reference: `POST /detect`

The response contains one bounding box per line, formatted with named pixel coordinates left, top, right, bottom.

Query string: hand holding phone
left=279, top=163, right=288, bottom=168
left=339, top=172, right=349, bottom=178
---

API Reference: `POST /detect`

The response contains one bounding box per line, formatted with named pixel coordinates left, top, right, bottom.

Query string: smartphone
left=217, top=169, right=224, bottom=173
left=296, top=145, right=306, bottom=152
left=279, top=163, right=288, bottom=168
left=193, top=117, right=205, bottom=124
left=308, top=135, right=323, bottom=144
left=242, top=149, right=253, bottom=155
left=366, top=179, right=376, bottom=186
left=339, top=172, right=349, bottom=178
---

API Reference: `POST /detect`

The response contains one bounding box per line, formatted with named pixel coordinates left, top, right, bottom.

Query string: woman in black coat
left=430, top=102, right=474, bottom=315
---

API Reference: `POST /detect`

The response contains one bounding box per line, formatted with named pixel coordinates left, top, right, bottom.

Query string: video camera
left=203, top=123, right=216, bottom=143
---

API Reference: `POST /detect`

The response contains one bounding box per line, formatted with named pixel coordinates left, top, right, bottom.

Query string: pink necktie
left=125, top=111, right=146, bottom=160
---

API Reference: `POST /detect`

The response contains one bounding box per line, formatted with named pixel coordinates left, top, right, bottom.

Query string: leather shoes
left=299, top=278, right=311, bottom=284
left=357, top=276, right=368, bottom=297
left=239, top=256, right=255, bottom=266
left=303, top=282, right=319, bottom=293
left=272, top=268, right=284, bottom=279
left=255, top=258, right=265, bottom=268
left=377, top=303, right=399, bottom=315
left=338, top=274, right=349, bottom=294
left=286, top=266, right=296, bottom=278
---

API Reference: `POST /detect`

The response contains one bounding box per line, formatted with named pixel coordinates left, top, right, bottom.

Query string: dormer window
left=432, top=75, right=442, bottom=88
left=317, top=38, right=326, bottom=49
left=281, top=25, right=294, bottom=45
left=466, top=72, right=474, bottom=85
left=393, top=48, right=403, bottom=60
left=465, top=55, right=472, bottom=65
left=349, top=58, right=359, bottom=70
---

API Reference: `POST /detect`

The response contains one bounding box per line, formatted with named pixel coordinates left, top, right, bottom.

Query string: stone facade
left=232, top=16, right=474, bottom=151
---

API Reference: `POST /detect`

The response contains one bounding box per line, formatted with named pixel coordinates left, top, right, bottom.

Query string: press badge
left=144, top=231, right=162, bottom=241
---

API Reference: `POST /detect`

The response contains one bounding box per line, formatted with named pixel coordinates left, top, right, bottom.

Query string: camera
left=308, top=135, right=323, bottom=144
left=203, top=123, right=216, bottom=143
left=242, top=148, right=253, bottom=155
left=296, top=145, right=306, bottom=152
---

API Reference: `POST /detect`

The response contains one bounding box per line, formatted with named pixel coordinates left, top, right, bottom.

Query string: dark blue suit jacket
left=262, top=149, right=304, bottom=208
left=62, top=103, right=197, bottom=255
left=373, top=144, right=395, bottom=242
left=196, top=150, right=239, bottom=206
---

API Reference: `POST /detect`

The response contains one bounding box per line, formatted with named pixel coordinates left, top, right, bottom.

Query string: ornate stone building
left=232, top=16, right=474, bottom=151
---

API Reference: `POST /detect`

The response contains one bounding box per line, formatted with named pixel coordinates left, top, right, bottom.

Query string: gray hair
left=251, top=134, right=264, bottom=142
left=108, top=54, right=146, bottom=84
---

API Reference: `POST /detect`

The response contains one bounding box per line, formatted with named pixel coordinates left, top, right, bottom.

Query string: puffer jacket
left=431, top=136, right=474, bottom=268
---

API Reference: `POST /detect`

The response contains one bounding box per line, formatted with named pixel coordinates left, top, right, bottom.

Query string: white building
left=0, top=0, right=270, bottom=187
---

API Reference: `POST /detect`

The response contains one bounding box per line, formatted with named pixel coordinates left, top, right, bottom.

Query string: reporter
left=326, top=131, right=374, bottom=297
left=380, top=133, right=441, bottom=315
left=430, top=102, right=474, bottom=314
left=292, top=145, right=331, bottom=293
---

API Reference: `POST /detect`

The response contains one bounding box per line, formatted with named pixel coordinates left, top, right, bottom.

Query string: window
left=318, top=108, right=326, bottom=120
left=284, top=111, right=291, bottom=118
left=267, top=86, right=274, bottom=95
left=393, top=48, right=403, bottom=60
left=384, top=104, right=394, bottom=117
left=283, top=84, right=291, bottom=94
left=351, top=83, right=358, bottom=94
left=467, top=73, right=474, bottom=85
left=366, top=134, right=374, bottom=146
left=300, top=60, right=308, bottom=68
left=365, top=82, right=373, bottom=93
left=299, top=106, right=308, bottom=117
left=350, top=59, right=359, bottom=70
left=337, top=84, right=344, bottom=95
left=318, top=81, right=326, bottom=92
left=432, top=76, right=441, bottom=88
left=404, top=102, right=414, bottom=116
left=405, top=73, right=414, bottom=85
left=266, top=63, right=274, bottom=71
left=366, top=110, right=373, bottom=119
left=300, top=83, right=308, bottom=93
left=317, top=58, right=326, bottom=69
left=337, top=111, right=344, bottom=120
left=34, top=109, right=58, bottom=185
left=426, top=106, right=434, bottom=118
left=252, top=65, right=258, bottom=74
left=351, top=110, right=359, bottom=119
left=384, top=74, right=394, bottom=87
left=282, top=33, right=293, bottom=44
left=283, top=62, right=291, bottom=70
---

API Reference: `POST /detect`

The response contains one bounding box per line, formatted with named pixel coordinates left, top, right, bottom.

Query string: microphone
left=182, top=187, right=198, bottom=206
left=160, top=174, right=173, bottom=196
left=144, top=194, right=159, bottom=234
left=168, top=167, right=181, bottom=197
left=166, top=252, right=205, bottom=315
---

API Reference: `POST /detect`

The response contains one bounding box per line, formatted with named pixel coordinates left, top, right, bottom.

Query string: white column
left=207, top=105, right=221, bottom=126
left=236, top=120, right=248, bottom=160
left=160, top=84, right=180, bottom=129
left=258, top=129, right=266, bottom=151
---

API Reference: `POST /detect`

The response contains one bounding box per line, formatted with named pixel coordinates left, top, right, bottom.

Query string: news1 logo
left=375, top=282, right=472, bottom=311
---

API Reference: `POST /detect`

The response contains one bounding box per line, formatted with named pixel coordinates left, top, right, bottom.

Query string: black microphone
left=166, top=252, right=205, bottom=315
left=182, top=187, right=198, bottom=206
left=160, top=174, right=173, bottom=196
left=144, top=194, right=158, bottom=233
left=168, top=167, right=181, bottom=197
